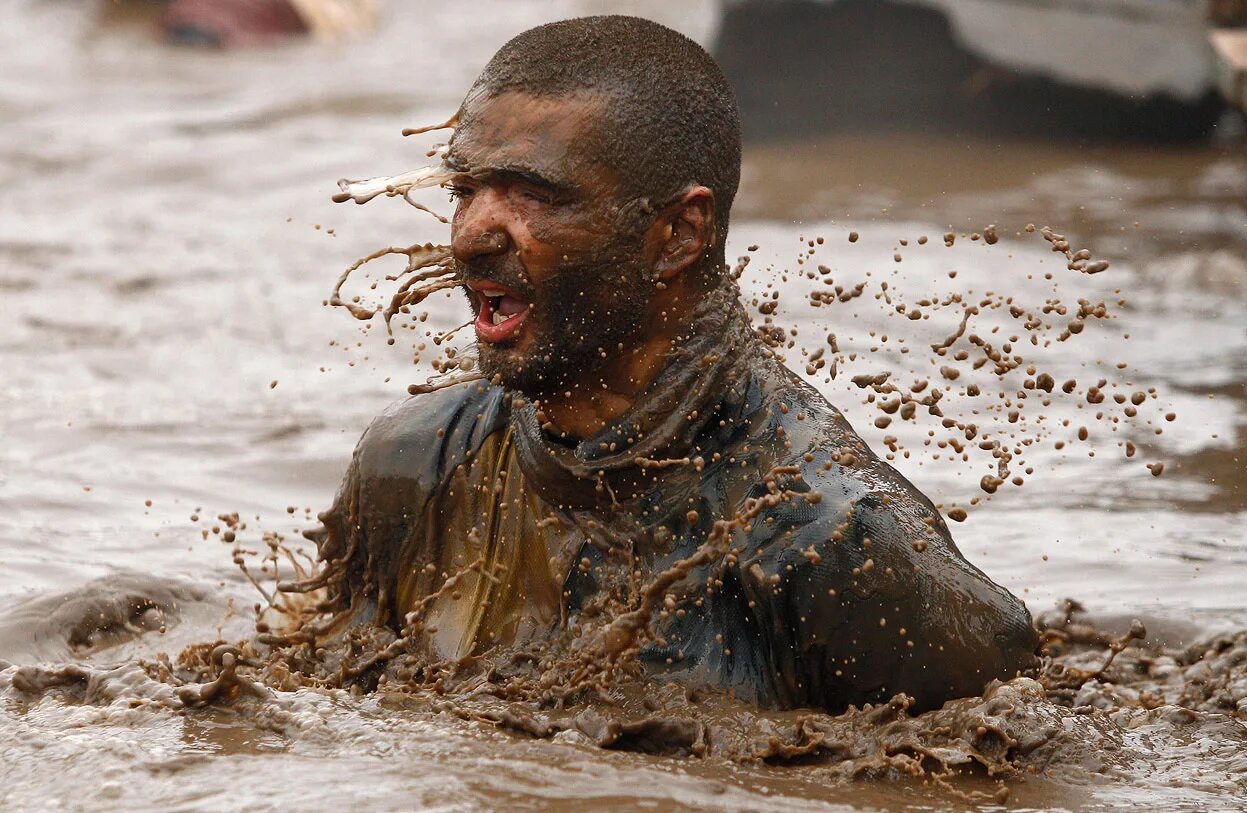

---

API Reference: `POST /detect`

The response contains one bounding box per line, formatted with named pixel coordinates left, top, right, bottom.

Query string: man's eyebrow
left=448, top=162, right=574, bottom=194
left=497, top=166, right=566, bottom=189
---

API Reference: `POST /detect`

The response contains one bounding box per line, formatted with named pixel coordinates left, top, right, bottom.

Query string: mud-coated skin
left=315, top=295, right=1039, bottom=713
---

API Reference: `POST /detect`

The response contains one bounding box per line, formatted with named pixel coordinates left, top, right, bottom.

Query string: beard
left=458, top=242, right=654, bottom=397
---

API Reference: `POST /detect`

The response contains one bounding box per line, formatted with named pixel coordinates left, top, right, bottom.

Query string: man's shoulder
left=752, top=375, right=1035, bottom=634
left=757, top=443, right=947, bottom=565
left=765, top=370, right=934, bottom=515
left=747, top=368, right=957, bottom=567
left=354, top=380, right=509, bottom=480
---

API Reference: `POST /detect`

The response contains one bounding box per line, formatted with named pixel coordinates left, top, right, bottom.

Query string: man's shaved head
left=463, top=15, right=741, bottom=266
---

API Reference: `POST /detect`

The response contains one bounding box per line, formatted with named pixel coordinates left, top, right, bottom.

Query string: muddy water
left=1, top=2, right=1244, bottom=811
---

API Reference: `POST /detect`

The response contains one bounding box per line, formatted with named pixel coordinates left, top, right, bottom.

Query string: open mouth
left=469, top=281, right=531, bottom=343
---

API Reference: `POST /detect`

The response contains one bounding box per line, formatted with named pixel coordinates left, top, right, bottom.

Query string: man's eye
left=522, top=190, right=553, bottom=205
left=447, top=185, right=475, bottom=201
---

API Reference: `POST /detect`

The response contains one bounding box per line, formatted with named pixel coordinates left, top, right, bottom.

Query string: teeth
left=480, top=288, right=505, bottom=297
left=491, top=311, right=509, bottom=325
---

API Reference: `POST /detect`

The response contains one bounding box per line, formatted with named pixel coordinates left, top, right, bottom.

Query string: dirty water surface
left=1, top=3, right=1245, bottom=812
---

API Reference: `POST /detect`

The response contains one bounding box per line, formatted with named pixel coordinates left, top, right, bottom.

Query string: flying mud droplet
left=333, top=164, right=457, bottom=206
left=769, top=223, right=1174, bottom=507
left=400, top=112, right=459, bottom=138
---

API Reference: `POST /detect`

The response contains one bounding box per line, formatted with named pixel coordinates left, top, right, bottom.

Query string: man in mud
left=308, top=15, right=1038, bottom=712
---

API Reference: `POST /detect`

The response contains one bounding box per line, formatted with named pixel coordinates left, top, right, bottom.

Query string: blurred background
left=0, top=2, right=1244, bottom=810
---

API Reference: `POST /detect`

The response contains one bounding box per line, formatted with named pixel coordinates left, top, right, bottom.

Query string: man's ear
left=647, top=186, right=715, bottom=281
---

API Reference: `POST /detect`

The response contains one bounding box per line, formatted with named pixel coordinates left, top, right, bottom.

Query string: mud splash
left=0, top=572, right=210, bottom=664
left=328, top=124, right=1180, bottom=530
left=732, top=220, right=1177, bottom=524
left=3, top=590, right=1245, bottom=807
left=8, top=462, right=1239, bottom=807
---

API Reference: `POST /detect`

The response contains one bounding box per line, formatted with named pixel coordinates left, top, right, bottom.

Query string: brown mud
left=0, top=572, right=212, bottom=664
left=3, top=593, right=1246, bottom=809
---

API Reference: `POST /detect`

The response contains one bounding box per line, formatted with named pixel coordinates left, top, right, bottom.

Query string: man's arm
left=735, top=461, right=1038, bottom=712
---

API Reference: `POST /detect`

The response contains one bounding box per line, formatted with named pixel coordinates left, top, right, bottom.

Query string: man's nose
left=452, top=189, right=511, bottom=263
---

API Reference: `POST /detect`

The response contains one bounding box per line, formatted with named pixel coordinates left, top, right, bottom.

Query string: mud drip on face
left=330, top=120, right=667, bottom=400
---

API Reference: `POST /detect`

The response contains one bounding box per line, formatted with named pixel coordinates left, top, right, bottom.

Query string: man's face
left=445, top=90, right=654, bottom=396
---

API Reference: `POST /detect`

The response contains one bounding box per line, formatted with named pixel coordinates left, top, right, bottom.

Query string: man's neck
left=534, top=277, right=707, bottom=440
left=536, top=333, right=673, bottom=439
